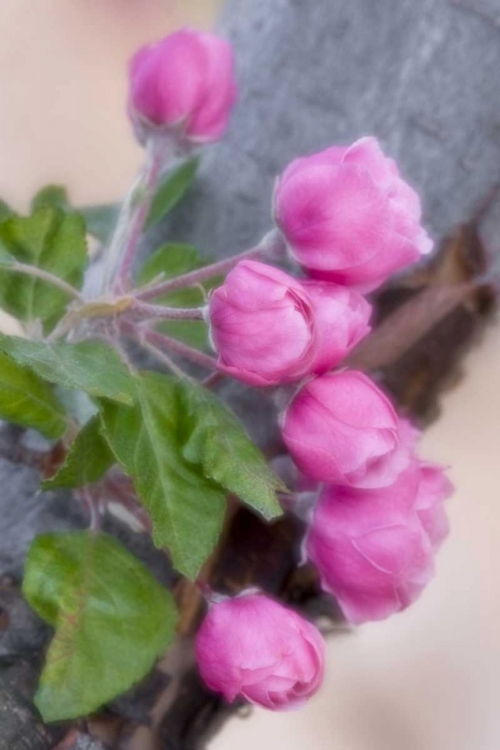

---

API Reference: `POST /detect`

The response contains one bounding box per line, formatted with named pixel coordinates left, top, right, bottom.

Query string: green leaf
left=158, top=317, right=209, bottom=350
left=138, top=243, right=221, bottom=350
left=99, top=372, right=226, bottom=579
left=100, top=373, right=282, bottom=576
left=23, top=531, right=176, bottom=722
left=0, top=336, right=136, bottom=405
left=138, top=243, right=204, bottom=285
left=42, top=416, right=114, bottom=490
left=79, top=203, right=119, bottom=244
left=0, top=245, right=15, bottom=266
left=178, top=379, right=283, bottom=520
left=31, top=185, right=70, bottom=212
left=0, top=199, right=13, bottom=222
left=30, top=185, right=119, bottom=244
left=0, top=351, right=66, bottom=439
left=146, top=157, right=199, bottom=229
left=0, top=208, right=87, bottom=330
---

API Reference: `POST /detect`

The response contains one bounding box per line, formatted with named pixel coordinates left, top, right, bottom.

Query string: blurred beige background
left=0, top=2, right=498, bottom=749
left=0, top=0, right=220, bottom=210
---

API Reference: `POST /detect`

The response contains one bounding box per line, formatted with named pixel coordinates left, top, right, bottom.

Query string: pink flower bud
left=195, top=593, right=325, bottom=710
left=274, top=137, right=433, bottom=291
left=305, top=458, right=452, bottom=624
left=208, top=261, right=371, bottom=386
left=129, top=29, right=237, bottom=144
left=415, top=462, right=454, bottom=550
left=282, top=371, right=407, bottom=487
left=387, top=422, right=453, bottom=551
left=302, top=280, right=372, bottom=373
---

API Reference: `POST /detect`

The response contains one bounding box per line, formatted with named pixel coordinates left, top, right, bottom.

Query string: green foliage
left=138, top=243, right=220, bottom=350
left=0, top=351, right=66, bottom=438
left=100, top=372, right=283, bottom=578
left=31, top=185, right=70, bottom=212
left=30, top=184, right=119, bottom=244
left=0, top=147, right=288, bottom=727
left=0, top=168, right=283, bottom=718
left=0, top=246, right=15, bottom=266
left=0, top=199, right=13, bottom=222
left=23, top=531, right=177, bottom=722
left=0, top=336, right=136, bottom=405
left=42, top=416, right=114, bottom=490
left=139, top=243, right=204, bottom=284
left=99, top=372, right=227, bottom=579
left=0, top=208, right=87, bottom=330
left=178, top=379, right=284, bottom=520
left=146, top=157, right=199, bottom=229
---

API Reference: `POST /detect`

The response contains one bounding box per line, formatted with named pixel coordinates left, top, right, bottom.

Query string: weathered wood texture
left=165, top=0, right=500, bottom=259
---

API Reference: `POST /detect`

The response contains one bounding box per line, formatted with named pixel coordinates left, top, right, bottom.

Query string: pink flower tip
left=208, top=260, right=371, bottom=386
left=195, top=592, right=325, bottom=710
left=305, top=458, right=453, bottom=624
left=282, top=370, right=407, bottom=488
left=128, top=28, right=237, bottom=145
left=274, top=136, right=433, bottom=291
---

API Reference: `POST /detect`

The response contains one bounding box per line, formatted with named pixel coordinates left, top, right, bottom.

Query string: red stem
left=120, top=320, right=218, bottom=372
left=143, top=328, right=218, bottom=371
left=113, top=141, right=166, bottom=292
left=135, top=230, right=286, bottom=302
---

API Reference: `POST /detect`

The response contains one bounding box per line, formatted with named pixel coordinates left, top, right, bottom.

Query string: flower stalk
left=102, top=137, right=172, bottom=294
left=120, top=320, right=217, bottom=372
left=135, top=229, right=286, bottom=302
left=129, top=301, right=205, bottom=322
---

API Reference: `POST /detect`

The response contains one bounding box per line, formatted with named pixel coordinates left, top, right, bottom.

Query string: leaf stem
left=10, top=262, right=85, bottom=303
left=134, top=229, right=286, bottom=302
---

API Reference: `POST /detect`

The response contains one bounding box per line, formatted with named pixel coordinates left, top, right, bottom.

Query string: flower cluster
left=129, top=28, right=453, bottom=714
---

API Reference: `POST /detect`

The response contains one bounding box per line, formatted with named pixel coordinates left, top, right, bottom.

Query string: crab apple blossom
left=195, top=593, right=325, bottom=710
left=208, top=260, right=371, bottom=386
left=274, top=136, right=433, bottom=291
left=391, top=421, right=453, bottom=550
left=305, top=459, right=452, bottom=624
left=128, top=29, right=237, bottom=144
left=282, top=370, right=410, bottom=488
left=414, top=461, right=453, bottom=550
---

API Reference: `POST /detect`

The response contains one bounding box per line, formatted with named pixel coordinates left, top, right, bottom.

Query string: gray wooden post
left=163, top=0, right=500, bottom=257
